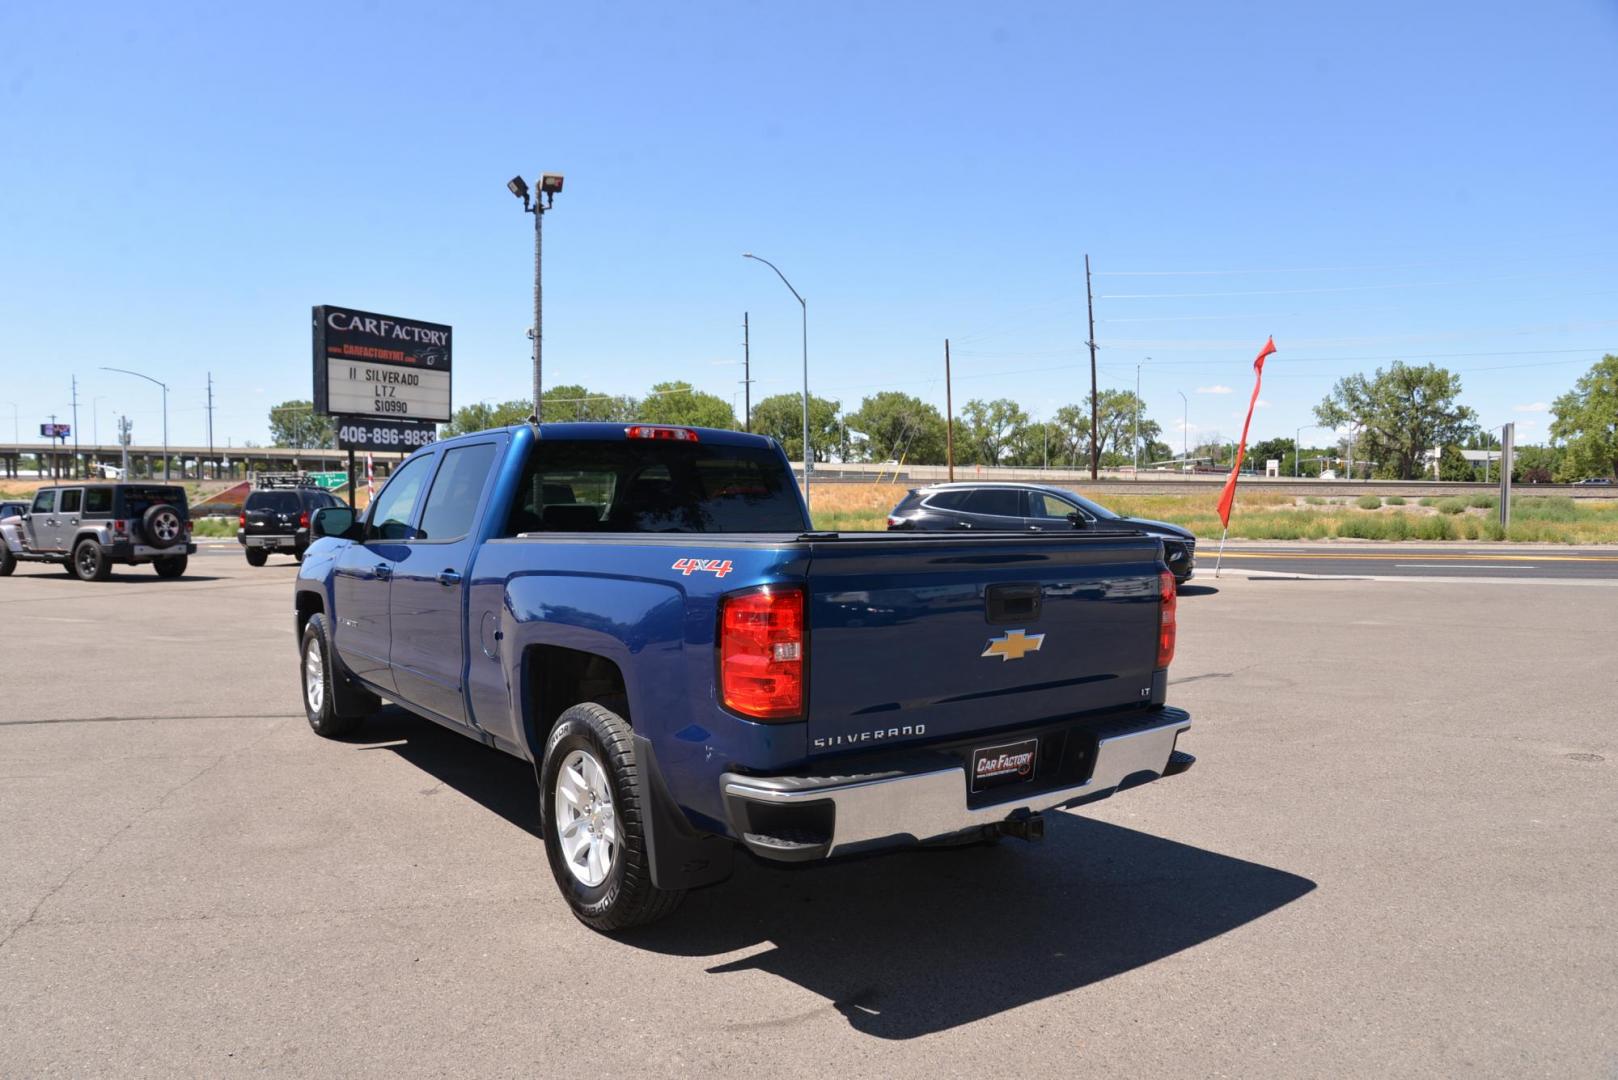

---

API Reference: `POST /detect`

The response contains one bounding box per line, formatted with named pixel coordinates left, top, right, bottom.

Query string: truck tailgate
left=804, top=534, right=1164, bottom=754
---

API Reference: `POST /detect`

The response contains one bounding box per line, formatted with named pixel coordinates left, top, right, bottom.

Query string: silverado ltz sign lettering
left=312, top=305, right=453, bottom=428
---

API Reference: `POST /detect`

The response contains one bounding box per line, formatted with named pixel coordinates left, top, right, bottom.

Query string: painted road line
left=1395, top=564, right=1536, bottom=569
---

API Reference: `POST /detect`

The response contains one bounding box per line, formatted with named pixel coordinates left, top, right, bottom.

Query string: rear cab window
left=504, top=438, right=808, bottom=535
left=247, top=492, right=302, bottom=514
left=117, top=486, right=188, bottom=518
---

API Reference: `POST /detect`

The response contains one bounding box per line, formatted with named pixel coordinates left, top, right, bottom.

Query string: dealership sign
left=312, top=305, right=452, bottom=426
left=333, top=417, right=438, bottom=453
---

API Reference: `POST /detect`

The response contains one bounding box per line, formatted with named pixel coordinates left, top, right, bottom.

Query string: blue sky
left=2, top=0, right=1615, bottom=452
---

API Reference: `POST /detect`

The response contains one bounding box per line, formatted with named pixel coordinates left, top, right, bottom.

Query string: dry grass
left=809, top=482, right=1618, bottom=543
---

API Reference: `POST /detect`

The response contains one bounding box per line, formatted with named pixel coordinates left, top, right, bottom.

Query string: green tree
left=268, top=400, right=336, bottom=448
left=1437, top=444, right=1473, bottom=481
left=636, top=382, right=736, bottom=429
left=544, top=384, right=638, bottom=423
left=1250, top=436, right=1296, bottom=476
left=1093, top=390, right=1155, bottom=465
left=1314, top=363, right=1477, bottom=480
left=1549, top=354, right=1618, bottom=480
left=1049, top=404, right=1093, bottom=466
left=749, top=393, right=843, bottom=462
left=441, top=399, right=532, bottom=436
left=845, top=392, right=946, bottom=464
left=1512, top=444, right=1560, bottom=484
left=958, top=398, right=1029, bottom=466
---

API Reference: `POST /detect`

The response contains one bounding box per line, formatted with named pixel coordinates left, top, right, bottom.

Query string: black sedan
left=886, top=482, right=1197, bottom=584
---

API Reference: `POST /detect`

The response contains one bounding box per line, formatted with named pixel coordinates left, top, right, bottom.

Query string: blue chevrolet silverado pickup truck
left=294, top=422, right=1192, bottom=931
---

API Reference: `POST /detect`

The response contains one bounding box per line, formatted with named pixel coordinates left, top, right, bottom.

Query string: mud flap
left=632, top=734, right=734, bottom=891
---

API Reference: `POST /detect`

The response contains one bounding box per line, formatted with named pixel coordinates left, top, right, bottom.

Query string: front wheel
left=540, top=703, right=684, bottom=932
left=153, top=555, right=187, bottom=578
left=0, top=544, right=14, bottom=576
left=299, top=613, right=378, bottom=736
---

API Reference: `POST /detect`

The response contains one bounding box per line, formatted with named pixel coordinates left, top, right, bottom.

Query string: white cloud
left=1513, top=402, right=1548, bottom=413
left=1174, top=419, right=1198, bottom=432
left=1196, top=385, right=1232, bottom=395
left=1516, top=419, right=1537, bottom=430
left=1255, top=399, right=1271, bottom=408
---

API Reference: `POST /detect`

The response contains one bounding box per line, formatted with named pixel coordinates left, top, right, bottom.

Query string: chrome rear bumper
left=722, top=709, right=1191, bottom=860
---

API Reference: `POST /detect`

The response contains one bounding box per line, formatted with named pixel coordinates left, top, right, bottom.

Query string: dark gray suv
left=886, top=482, right=1197, bottom=584
left=0, top=483, right=194, bottom=580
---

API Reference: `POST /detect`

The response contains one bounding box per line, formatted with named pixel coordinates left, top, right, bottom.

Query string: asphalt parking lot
left=2, top=546, right=1614, bottom=1077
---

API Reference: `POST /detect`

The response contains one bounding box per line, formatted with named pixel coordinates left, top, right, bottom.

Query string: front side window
left=1029, top=492, right=1080, bottom=520
left=417, top=443, right=499, bottom=541
left=59, top=489, right=83, bottom=514
left=365, top=454, right=434, bottom=541
left=31, top=490, right=55, bottom=514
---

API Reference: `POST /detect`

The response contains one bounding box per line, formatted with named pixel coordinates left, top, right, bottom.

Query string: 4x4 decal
left=672, top=558, right=733, bottom=578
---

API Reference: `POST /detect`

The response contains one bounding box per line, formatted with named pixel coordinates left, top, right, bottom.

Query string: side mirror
left=311, top=506, right=358, bottom=540
left=1066, top=512, right=1087, bottom=528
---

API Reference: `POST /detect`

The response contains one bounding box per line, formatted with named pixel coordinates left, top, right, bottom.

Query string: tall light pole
left=1177, top=390, right=1188, bottom=472
left=101, top=367, right=168, bottom=479
left=508, top=173, right=564, bottom=422
left=743, top=253, right=811, bottom=508
left=1132, top=357, right=1150, bottom=480
left=1295, top=423, right=1322, bottom=478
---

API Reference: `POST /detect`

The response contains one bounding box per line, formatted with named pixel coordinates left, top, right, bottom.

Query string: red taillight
left=719, top=587, right=805, bottom=720
left=185, top=520, right=193, bottom=533
left=299, top=511, right=310, bottom=528
left=886, top=515, right=905, bottom=529
left=113, top=519, right=127, bottom=535
left=1156, top=570, right=1177, bottom=669
left=238, top=513, right=246, bottom=528
left=626, top=425, right=700, bottom=442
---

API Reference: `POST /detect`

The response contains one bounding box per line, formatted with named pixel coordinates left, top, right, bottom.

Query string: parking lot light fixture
left=510, top=172, right=562, bottom=421
left=742, top=253, right=811, bottom=508
left=101, top=367, right=169, bottom=480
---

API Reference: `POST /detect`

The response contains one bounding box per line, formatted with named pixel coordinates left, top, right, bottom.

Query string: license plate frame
left=969, top=737, right=1039, bottom=793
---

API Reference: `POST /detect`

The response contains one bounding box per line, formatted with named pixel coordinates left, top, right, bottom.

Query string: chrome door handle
left=374, top=565, right=393, bottom=581
left=437, top=570, right=462, bottom=587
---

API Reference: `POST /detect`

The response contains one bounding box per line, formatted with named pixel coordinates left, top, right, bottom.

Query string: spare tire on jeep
left=141, top=504, right=185, bottom=549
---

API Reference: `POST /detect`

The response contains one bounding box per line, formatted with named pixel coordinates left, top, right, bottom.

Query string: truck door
left=332, top=453, right=435, bottom=692
left=56, top=489, right=84, bottom=551
left=387, top=438, right=501, bottom=725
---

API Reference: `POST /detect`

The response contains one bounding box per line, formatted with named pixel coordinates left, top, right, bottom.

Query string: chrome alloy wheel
left=304, top=639, right=324, bottom=714
left=151, top=511, right=181, bottom=544
left=554, top=749, right=618, bottom=887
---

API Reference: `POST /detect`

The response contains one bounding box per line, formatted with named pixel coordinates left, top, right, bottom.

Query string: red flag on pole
left=1216, top=337, right=1277, bottom=528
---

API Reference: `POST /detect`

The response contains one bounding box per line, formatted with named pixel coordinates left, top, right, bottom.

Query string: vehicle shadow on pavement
left=352, top=708, right=1316, bottom=1040
left=1175, top=584, right=1219, bottom=596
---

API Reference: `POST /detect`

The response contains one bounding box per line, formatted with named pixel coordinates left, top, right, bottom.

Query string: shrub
left=1355, top=494, right=1383, bottom=510
left=1467, top=494, right=1498, bottom=510
left=1459, top=517, right=1482, bottom=539
left=1419, top=497, right=1438, bottom=507
left=1413, top=514, right=1456, bottom=540
left=1384, top=496, right=1406, bottom=506
left=1336, top=512, right=1411, bottom=540
left=1305, top=496, right=1327, bottom=506
left=1436, top=497, right=1468, bottom=515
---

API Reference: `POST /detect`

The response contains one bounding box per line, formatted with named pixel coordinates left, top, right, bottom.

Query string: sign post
left=313, top=305, right=451, bottom=506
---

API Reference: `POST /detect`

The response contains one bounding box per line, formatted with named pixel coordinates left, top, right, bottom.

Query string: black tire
left=141, top=504, right=185, bottom=549
left=72, top=539, right=111, bottom=582
left=293, top=549, right=305, bottom=564
left=299, top=612, right=379, bottom=737
left=539, top=703, right=684, bottom=932
left=153, top=555, right=187, bottom=579
left=245, top=548, right=269, bottom=567
left=1, top=544, right=15, bottom=576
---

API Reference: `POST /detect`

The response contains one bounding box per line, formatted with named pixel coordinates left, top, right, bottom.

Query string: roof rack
left=250, top=472, right=321, bottom=490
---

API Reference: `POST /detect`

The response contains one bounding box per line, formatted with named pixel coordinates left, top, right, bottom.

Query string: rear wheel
left=245, top=548, right=268, bottom=567
left=540, top=703, right=685, bottom=932
left=73, top=540, right=111, bottom=581
left=1, top=545, right=15, bottom=576
left=153, top=555, right=187, bottom=579
left=299, top=613, right=379, bottom=737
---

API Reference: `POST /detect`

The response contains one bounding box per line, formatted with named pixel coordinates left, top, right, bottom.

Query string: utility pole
left=71, top=375, right=80, bottom=479
left=945, top=338, right=955, bottom=482
left=206, top=371, right=215, bottom=480
left=1085, top=254, right=1099, bottom=481
left=742, top=313, right=752, bottom=432
left=1178, top=390, right=1188, bottom=472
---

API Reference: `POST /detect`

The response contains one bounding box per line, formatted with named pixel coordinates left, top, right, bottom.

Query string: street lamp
left=508, top=172, right=564, bottom=421
left=1133, top=356, right=1150, bottom=480
left=101, top=367, right=168, bottom=479
left=1177, top=390, right=1188, bottom=472
left=743, top=253, right=812, bottom=507
left=1295, top=423, right=1322, bottom=478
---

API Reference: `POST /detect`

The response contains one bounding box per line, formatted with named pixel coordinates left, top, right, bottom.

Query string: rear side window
left=504, top=439, right=808, bottom=535
left=246, top=492, right=301, bottom=513
left=963, top=489, right=1023, bottom=517
left=59, top=489, right=83, bottom=513
left=83, top=488, right=113, bottom=515
left=924, top=490, right=970, bottom=511
left=417, top=443, right=498, bottom=541
left=32, top=491, right=55, bottom=513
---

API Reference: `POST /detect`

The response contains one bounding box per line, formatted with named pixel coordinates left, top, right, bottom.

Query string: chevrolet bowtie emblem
left=982, top=629, right=1046, bottom=662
